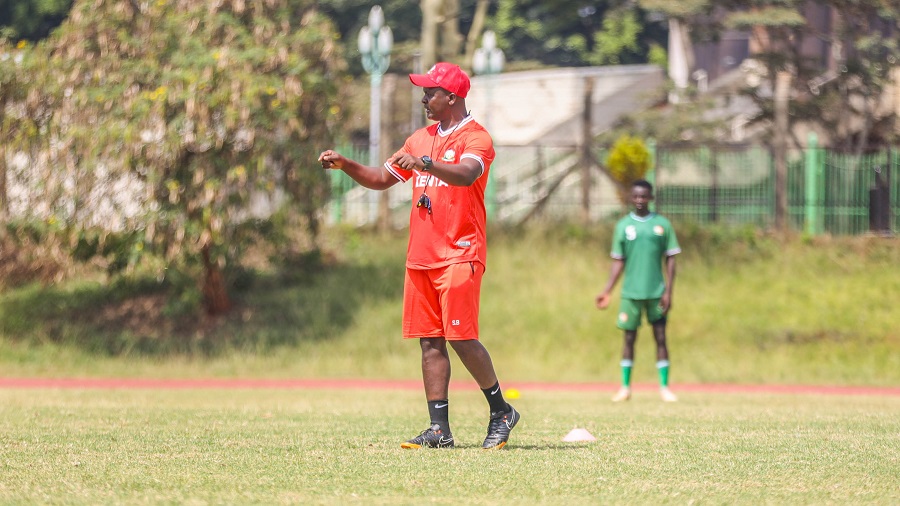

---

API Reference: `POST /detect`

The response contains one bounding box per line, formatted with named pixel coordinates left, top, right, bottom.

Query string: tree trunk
left=580, top=77, right=594, bottom=224
left=773, top=69, right=792, bottom=231
left=853, top=95, right=873, bottom=157
left=439, top=0, right=462, bottom=59
left=201, top=244, right=231, bottom=316
left=462, top=0, right=490, bottom=68
left=420, top=0, right=441, bottom=68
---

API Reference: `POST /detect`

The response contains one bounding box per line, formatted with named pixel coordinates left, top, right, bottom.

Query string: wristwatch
left=421, top=155, right=434, bottom=172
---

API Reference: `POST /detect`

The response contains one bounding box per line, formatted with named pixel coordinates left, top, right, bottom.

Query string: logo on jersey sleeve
left=625, top=225, right=637, bottom=241
left=653, top=225, right=665, bottom=236
left=441, top=149, right=456, bottom=162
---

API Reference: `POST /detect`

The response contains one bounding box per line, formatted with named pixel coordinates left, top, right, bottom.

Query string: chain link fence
left=327, top=143, right=899, bottom=236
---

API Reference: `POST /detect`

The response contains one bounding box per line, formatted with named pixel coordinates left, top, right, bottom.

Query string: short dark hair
left=632, top=179, right=653, bottom=193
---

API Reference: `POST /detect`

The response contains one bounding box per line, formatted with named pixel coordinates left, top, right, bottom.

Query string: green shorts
left=616, top=298, right=666, bottom=331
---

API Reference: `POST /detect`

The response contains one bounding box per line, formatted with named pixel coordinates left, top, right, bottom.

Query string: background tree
left=316, top=0, right=424, bottom=72
left=602, top=90, right=724, bottom=147
left=0, top=38, right=61, bottom=285
left=0, top=0, right=75, bottom=259
left=0, top=0, right=73, bottom=41
left=727, top=3, right=807, bottom=231
left=1, top=0, right=342, bottom=314
left=813, top=0, right=900, bottom=152
left=315, top=0, right=488, bottom=71
left=494, top=0, right=668, bottom=68
left=640, top=0, right=899, bottom=230
left=316, top=1, right=671, bottom=73
left=640, top=0, right=807, bottom=230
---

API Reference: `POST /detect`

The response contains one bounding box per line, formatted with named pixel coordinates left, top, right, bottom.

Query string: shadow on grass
left=0, top=252, right=405, bottom=357
left=505, top=443, right=600, bottom=451
left=441, top=444, right=596, bottom=451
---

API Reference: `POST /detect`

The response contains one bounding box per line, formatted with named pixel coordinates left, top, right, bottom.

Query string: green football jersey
left=610, top=212, right=681, bottom=299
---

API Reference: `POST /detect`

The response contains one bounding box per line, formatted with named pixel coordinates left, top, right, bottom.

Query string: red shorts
left=402, top=262, right=483, bottom=340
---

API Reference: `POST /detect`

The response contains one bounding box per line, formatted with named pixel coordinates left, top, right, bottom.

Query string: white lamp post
left=357, top=6, right=392, bottom=223
left=358, top=5, right=393, bottom=169
left=472, top=30, right=505, bottom=130
left=472, top=30, right=505, bottom=218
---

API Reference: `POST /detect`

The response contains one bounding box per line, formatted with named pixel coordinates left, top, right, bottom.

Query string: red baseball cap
left=409, top=62, right=471, bottom=98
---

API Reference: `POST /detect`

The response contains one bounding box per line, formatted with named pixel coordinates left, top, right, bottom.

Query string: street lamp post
left=472, top=31, right=505, bottom=130
left=472, top=30, right=505, bottom=218
left=358, top=6, right=393, bottom=222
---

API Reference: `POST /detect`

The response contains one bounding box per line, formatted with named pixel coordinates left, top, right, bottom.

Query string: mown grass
left=0, top=388, right=897, bottom=505
left=0, top=223, right=898, bottom=386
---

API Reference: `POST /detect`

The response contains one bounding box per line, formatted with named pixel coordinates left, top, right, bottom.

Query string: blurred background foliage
left=0, top=0, right=675, bottom=318
left=0, top=0, right=73, bottom=41
left=1, top=0, right=342, bottom=314
left=0, top=0, right=898, bottom=325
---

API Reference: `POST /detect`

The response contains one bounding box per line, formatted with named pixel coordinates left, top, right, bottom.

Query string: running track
left=0, top=378, right=897, bottom=396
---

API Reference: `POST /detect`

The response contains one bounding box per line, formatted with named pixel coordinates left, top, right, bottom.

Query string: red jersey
left=384, top=115, right=494, bottom=269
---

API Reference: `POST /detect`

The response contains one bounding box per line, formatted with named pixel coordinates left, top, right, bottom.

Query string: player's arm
left=596, top=258, right=625, bottom=309
left=389, top=153, right=482, bottom=187
left=318, top=149, right=399, bottom=190
left=660, top=254, right=677, bottom=312
left=661, top=220, right=681, bottom=313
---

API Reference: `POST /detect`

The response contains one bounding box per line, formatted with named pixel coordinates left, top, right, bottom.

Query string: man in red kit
left=318, top=62, right=519, bottom=450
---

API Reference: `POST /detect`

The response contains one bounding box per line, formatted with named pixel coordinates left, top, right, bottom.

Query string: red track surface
left=0, top=377, right=897, bottom=396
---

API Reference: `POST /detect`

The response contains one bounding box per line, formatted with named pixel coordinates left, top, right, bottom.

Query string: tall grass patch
left=0, top=224, right=897, bottom=386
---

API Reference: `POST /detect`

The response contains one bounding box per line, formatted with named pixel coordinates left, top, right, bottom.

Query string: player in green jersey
left=596, top=179, right=681, bottom=402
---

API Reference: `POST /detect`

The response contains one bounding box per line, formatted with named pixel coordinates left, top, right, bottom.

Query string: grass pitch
left=1, top=387, right=897, bottom=505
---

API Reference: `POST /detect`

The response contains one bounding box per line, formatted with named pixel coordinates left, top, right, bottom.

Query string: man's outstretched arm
left=318, top=149, right=399, bottom=191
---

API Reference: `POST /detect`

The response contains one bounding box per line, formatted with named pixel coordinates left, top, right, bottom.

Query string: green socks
left=621, top=359, right=671, bottom=387
left=620, top=359, right=633, bottom=387
left=656, top=360, right=670, bottom=387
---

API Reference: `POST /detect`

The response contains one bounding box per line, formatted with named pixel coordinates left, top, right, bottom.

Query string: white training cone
left=562, top=428, right=597, bottom=442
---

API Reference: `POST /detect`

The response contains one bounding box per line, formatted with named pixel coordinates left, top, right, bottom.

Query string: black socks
left=428, top=382, right=510, bottom=428
left=427, top=399, right=450, bottom=428
left=482, top=381, right=510, bottom=416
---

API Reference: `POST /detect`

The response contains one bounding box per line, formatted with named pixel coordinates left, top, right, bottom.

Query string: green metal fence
left=326, top=141, right=898, bottom=236
left=653, top=141, right=898, bottom=236
left=654, top=145, right=776, bottom=228
left=326, top=144, right=368, bottom=224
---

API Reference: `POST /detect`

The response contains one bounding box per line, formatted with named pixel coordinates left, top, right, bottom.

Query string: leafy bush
left=1, top=0, right=344, bottom=315
left=605, top=134, right=651, bottom=204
